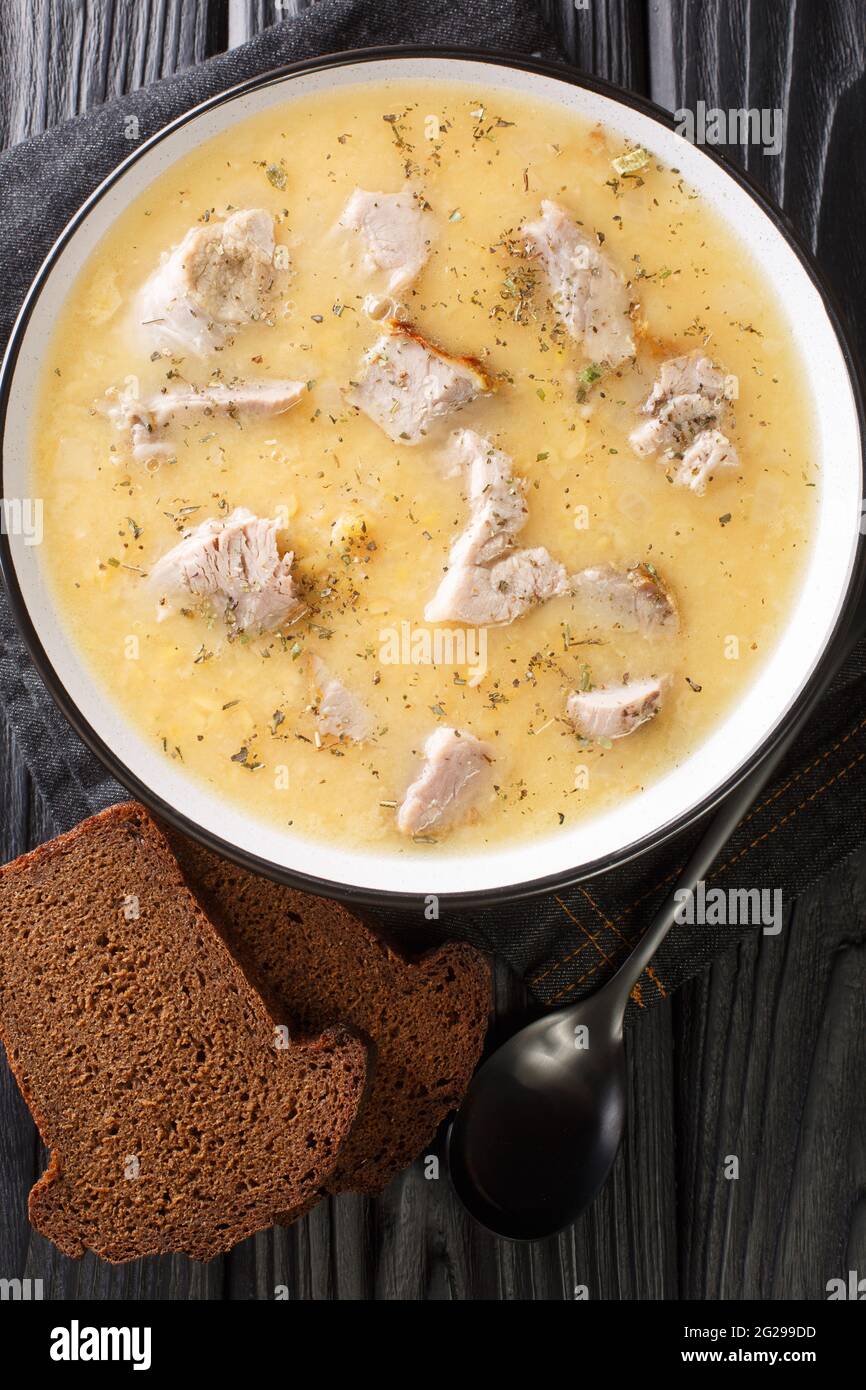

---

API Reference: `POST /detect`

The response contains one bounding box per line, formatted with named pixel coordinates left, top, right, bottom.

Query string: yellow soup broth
left=32, top=82, right=817, bottom=853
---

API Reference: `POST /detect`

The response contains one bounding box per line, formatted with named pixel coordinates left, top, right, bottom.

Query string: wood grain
left=0, top=0, right=863, bottom=1301
left=651, top=0, right=866, bottom=1305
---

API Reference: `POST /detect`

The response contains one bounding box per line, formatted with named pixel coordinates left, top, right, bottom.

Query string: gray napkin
left=2, top=0, right=865, bottom=1017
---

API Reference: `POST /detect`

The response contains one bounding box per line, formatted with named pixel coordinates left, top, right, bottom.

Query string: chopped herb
left=611, top=146, right=650, bottom=177
left=719, top=512, right=732, bottom=526
left=265, top=162, right=287, bottom=190
left=686, top=676, right=703, bottom=692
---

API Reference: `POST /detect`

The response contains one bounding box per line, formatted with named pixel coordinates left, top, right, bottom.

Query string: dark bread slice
left=0, top=804, right=369, bottom=1262
left=170, top=834, right=492, bottom=1198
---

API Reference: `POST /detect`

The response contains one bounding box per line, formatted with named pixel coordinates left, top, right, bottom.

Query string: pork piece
left=339, top=188, right=435, bottom=294
left=104, top=379, right=306, bottom=463
left=396, top=727, right=495, bottom=837
left=426, top=545, right=569, bottom=627
left=522, top=200, right=635, bottom=366
left=674, top=428, right=739, bottom=494
left=425, top=430, right=568, bottom=626
left=445, top=428, right=528, bottom=560
left=150, top=507, right=299, bottom=633
left=567, top=677, right=665, bottom=741
left=310, top=657, right=371, bottom=744
left=572, top=562, right=678, bottom=636
left=136, top=209, right=283, bottom=357
left=345, top=320, right=492, bottom=444
left=630, top=351, right=739, bottom=494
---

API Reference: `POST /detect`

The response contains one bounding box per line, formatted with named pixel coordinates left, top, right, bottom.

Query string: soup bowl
left=1, top=48, right=864, bottom=907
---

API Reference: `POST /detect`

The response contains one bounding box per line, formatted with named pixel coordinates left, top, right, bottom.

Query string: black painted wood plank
left=649, top=0, right=866, bottom=1302
left=0, top=0, right=230, bottom=1302
left=228, top=0, right=308, bottom=49
left=539, top=0, right=648, bottom=88
left=674, top=862, right=866, bottom=1299
left=5, top=0, right=856, bottom=1303
left=220, top=0, right=674, bottom=1304
left=0, top=0, right=674, bottom=1304
left=0, top=0, right=226, bottom=148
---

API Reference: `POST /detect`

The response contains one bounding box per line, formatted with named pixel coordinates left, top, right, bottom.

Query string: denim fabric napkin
left=1, top=0, right=864, bottom=1016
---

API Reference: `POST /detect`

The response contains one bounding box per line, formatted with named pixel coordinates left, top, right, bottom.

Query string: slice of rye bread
left=0, top=804, right=369, bottom=1263
left=169, top=833, right=492, bottom=1199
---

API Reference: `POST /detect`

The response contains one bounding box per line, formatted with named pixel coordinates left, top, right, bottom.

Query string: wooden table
left=1, top=0, right=864, bottom=1301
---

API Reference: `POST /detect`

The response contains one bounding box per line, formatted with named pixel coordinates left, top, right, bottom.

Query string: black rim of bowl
left=1, top=43, right=865, bottom=912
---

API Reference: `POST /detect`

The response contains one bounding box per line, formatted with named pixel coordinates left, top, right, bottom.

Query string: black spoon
left=448, top=611, right=863, bottom=1241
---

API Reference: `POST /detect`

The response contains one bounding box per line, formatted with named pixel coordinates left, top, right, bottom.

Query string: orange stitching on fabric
left=530, top=897, right=609, bottom=985
left=531, top=715, right=866, bottom=990
left=547, top=895, right=670, bottom=1006
left=580, top=885, right=669, bottom=999
left=565, top=957, right=604, bottom=996
left=558, top=894, right=617, bottom=967
left=719, top=712, right=866, bottom=839
left=540, top=746, right=866, bottom=1004
left=613, top=713, right=866, bottom=925
left=705, top=747, right=866, bottom=880
left=579, top=884, right=638, bottom=954
left=646, top=964, right=668, bottom=999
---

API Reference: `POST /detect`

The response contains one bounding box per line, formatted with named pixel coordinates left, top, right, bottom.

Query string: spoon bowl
left=448, top=600, right=865, bottom=1241
left=448, top=991, right=627, bottom=1239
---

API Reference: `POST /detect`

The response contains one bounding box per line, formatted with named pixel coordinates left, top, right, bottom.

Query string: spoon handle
left=604, top=607, right=865, bottom=1016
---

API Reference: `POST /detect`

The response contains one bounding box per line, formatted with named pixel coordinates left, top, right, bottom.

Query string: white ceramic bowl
left=1, top=49, right=864, bottom=906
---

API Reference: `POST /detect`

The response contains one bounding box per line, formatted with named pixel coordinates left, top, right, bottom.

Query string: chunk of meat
left=522, top=200, right=635, bottom=366
left=346, top=320, right=492, bottom=445
left=630, top=351, right=739, bottom=494
left=567, top=677, right=665, bottom=741
left=425, top=430, right=568, bottom=626
left=396, top=728, right=495, bottom=837
left=339, top=188, right=435, bottom=294
left=136, top=209, right=283, bottom=357
left=426, top=545, right=569, bottom=627
left=572, top=562, right=678, bottom=636
left=445, top=428, right=528, bottom=560
left=310, top=657, right=371, bottom=744
left=641, top=352, right=731, bottom=413
left=103, top=379, right=306, bottom=463
left=150, top=507, right=299, bottom=633
left=674, top=428, right=739, bottom=493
